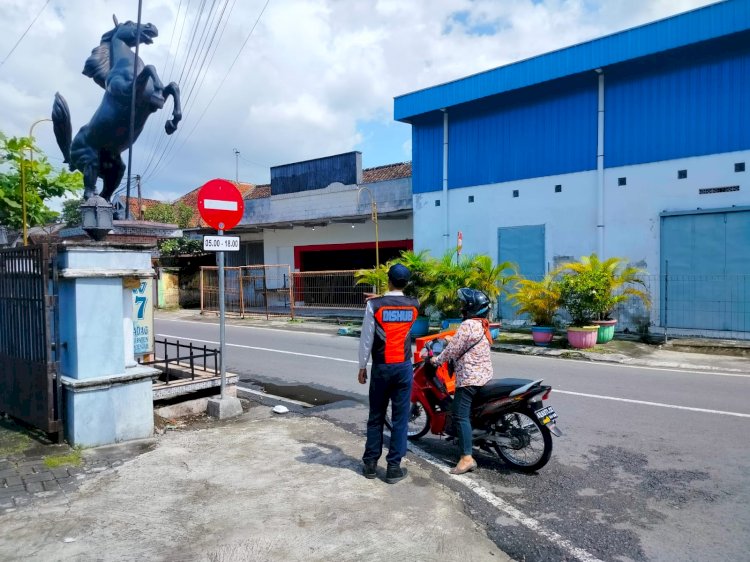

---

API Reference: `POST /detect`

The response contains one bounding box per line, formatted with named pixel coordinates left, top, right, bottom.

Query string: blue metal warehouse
left=395, top=0, right=750, bottom=336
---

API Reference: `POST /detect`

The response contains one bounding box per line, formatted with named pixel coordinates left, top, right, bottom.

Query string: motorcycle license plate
left=534, top=405, right=558, bottom=426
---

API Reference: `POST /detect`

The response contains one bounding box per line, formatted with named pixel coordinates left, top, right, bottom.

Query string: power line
left=0, top=0, right=51, bottom=68
left=144, top=0, right=271, bottom=185
left=141, top=0, right=242, bottom=183
left=140, top=0, right=225, bottom=179
left=139, top=0, right=212, bottom=178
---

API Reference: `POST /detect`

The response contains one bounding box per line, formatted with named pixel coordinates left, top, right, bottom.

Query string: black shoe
left=362, top=461, right=377, bottom=479
left=385, top=465, right=407, bottom=484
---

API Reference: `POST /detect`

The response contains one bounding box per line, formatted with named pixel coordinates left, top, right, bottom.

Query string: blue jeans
left=452, top=385, right=479, bottom=457
left=363, top=362, right=413, bottom=466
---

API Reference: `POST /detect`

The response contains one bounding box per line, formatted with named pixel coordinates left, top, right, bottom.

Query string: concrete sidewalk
left=0, top=406, right=511, bottom=562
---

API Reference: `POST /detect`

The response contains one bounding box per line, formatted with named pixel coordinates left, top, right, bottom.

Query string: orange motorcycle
left=387, top=331, right=561, bottom=472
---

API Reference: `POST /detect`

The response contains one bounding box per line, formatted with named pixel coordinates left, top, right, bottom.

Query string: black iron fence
left=142, top=338, right=219, bottom=384
left=0, top=245, right=61, bottom=435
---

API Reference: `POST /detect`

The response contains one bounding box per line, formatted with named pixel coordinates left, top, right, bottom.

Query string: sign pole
left=196, top=178, right=244, bottom=419
left=218, top=227, right=226, bottom=399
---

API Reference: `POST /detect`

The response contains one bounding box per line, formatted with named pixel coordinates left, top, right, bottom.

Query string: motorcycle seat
left=474, top=378, right=534, bottom=403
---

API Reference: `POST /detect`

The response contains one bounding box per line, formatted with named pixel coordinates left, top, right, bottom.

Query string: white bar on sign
left=204, top=199, right=238, bottom=211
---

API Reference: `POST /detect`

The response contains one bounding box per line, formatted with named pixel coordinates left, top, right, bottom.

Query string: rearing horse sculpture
left=52, top=15, right=181, bottom=201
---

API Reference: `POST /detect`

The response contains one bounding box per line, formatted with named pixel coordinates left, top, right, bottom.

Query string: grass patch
left=43, top=449, right=83, bottom=469
left=0, top=431, right=33, bottom=457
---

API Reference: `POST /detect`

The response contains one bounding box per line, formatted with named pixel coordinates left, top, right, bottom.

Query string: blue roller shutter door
left=498, top=225, right=545, bottom=320
left=661, top=210, right=750, bottom=332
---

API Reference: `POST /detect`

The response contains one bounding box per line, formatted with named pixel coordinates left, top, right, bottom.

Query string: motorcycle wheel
left=384, top=401, right=430, bottom=440
left=492, top=409, right=552, bottom=473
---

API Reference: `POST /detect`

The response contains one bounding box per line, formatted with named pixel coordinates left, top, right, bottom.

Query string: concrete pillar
left=57, top=245, right=158, bottom=447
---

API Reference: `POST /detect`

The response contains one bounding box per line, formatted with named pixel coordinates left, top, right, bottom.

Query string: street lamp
left=80, top=195, right=114, bottom=241
left=357, top=185, right=380, bottom=288
left=20, top=118, right=53, bottom=246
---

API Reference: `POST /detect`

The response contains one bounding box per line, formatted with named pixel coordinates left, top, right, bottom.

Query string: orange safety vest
left=371, top=295, right=419, bottom=365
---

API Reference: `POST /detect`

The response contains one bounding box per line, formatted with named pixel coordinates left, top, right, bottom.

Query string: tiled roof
left=246, top=184, right=271, bottom=199
left=178, top=180, right=257, bottom=228
left=127, top=197, right=162, bottom=220
left=361, top=162, right=411, bottom=183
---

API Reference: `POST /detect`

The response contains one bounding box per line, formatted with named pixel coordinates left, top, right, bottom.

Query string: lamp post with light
left=20, top=118, right=53, bottom=246
left=357, top=185, right=380, bottom=289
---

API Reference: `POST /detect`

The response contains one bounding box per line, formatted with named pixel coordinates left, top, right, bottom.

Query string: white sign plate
left=203, top=235, right=240, bottom=251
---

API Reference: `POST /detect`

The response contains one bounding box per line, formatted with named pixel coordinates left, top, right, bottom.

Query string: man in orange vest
left=358, top=264, right=418, bottom=484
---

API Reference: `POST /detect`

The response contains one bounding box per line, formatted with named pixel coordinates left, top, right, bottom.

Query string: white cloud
left=0, top=0, right=717, bottom=200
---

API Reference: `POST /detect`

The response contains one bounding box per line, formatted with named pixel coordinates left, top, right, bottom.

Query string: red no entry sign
left=197, top=179, right=245, bottom=231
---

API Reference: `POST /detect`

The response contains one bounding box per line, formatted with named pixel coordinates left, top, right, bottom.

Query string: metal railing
left=291, top=270, right=369, bottom=317
left=200, top=266, right=368, bottom=319
left=201, top=264, right=294, bottom=319
left=142, top=339, right=219, bottom=385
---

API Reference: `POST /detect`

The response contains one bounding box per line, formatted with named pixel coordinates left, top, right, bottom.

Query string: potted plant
left=507, top=274, right=560, bottom=346
left=555, top=266, right=603, bottom=349
left=556, top=254, right=650, bottom=344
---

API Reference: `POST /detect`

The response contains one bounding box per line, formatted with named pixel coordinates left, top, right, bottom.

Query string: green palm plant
left=468, top=255, right=516, bottom=303
left=354, top=263, right=388, bottom=294
left=507, top=274, right=560, bottom=326
left=553, top=253, right=651, bottom=321
left=393, top=250, right=433, bottom=303
left=425, top=250, right=474, bottom=318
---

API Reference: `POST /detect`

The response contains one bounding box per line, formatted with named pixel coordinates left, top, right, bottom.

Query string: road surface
left=155, top=317, right=750, bottom=562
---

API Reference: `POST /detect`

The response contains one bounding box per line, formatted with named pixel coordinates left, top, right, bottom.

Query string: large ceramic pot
left=566, top=326, right=599, bottom=349
left=531, top=326, right=554, bottom=346
left=411, top=315, right=430, bottom=338
left=592, top=319, right=617, bottom=344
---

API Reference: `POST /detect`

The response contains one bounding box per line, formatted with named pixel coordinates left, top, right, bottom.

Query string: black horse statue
left=52, top=15, right=181, bottom=201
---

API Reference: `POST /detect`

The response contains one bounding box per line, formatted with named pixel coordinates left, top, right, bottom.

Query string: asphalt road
left=155, top=317, right=750, bottom=562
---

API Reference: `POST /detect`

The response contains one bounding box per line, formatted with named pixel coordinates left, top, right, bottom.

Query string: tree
left=143, top=201, right=194, bottom=229
left=158, top=236, right=203, bottom=256
left=0, top=132, right=83, bottom=229
left=61, top=198, right=84, bottom=226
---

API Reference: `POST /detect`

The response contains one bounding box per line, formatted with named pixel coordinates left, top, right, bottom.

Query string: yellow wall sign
left=132, top=279, right=154, bottom=356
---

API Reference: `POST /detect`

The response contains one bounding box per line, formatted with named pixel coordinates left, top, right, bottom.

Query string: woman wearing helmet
left=430, top=288, right=494, bottom=474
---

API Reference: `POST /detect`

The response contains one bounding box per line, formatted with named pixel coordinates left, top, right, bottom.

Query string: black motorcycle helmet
left=457, top=288, right=491, bottom=319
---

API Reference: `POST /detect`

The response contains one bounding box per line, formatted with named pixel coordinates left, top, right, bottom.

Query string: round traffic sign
left=197, top=179, right=245, bottom=231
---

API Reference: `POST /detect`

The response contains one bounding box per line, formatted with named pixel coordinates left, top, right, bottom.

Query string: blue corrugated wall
left=412, top=113, right=444, bottom=194
left=447, top=78, right=597, bottom=189
left=606, top=47, right=750, bottom=168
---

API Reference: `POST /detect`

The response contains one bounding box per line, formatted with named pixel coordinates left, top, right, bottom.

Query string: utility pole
left=125, top=0, right=144, bottom=220
left=233, top=148, right=240, bottom=184
left=136, top=174, right=142, bottom=220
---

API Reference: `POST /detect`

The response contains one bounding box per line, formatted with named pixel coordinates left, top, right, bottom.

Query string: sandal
left=449, top=460, right=477, bottom=475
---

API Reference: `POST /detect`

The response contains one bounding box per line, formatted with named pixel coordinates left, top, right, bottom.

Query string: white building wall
left=603, top=149, right=750, bottom=273
left=262, top=219, right=413, bottom=270
left=414, top=149, right=750, bottom=277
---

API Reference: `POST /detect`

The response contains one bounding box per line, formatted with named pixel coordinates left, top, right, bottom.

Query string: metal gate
left=0, top=245, right=61, bottom=435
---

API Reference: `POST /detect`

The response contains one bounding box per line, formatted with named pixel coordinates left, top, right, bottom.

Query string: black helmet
left=387, top=264, right=411, bottom=288
left=457, top=288, right=490, bottom=318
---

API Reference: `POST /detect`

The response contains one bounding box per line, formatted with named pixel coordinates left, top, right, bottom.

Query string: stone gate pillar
left=57, top=244, right=158, bottom=447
